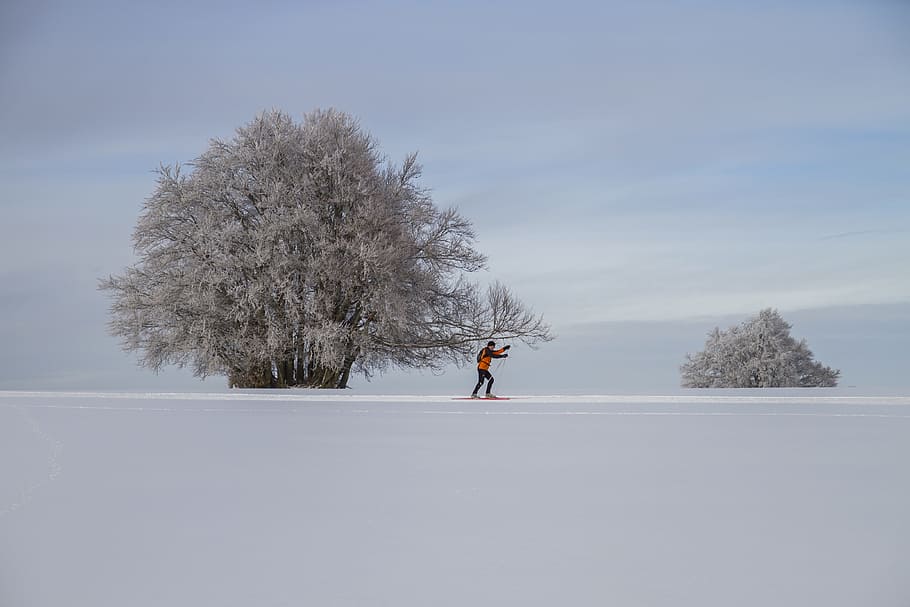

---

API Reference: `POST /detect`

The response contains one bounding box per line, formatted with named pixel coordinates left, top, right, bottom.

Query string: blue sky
left=1, top=0, right=908, bottom=392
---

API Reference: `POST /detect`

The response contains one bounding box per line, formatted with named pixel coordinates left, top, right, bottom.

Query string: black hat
left=487, top=340, right=496, bottom=346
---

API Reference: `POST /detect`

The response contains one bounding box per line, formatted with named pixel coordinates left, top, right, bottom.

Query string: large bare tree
left=101, top=109, right=552, bottom=388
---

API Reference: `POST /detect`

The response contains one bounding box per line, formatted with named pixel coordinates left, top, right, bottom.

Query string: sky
left=0, top=0, right=908, bottom=392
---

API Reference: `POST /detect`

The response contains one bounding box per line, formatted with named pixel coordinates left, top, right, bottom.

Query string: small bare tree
left=101, top=109, right=552, bottom=388
left=680, top=309, right=839, bottom=388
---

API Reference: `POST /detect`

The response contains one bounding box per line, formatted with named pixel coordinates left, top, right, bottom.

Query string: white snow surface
left=2, top=390, right=909, bottom=606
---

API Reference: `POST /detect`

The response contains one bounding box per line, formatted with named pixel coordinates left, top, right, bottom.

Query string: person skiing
left=471, top=340, right=510, bottom=398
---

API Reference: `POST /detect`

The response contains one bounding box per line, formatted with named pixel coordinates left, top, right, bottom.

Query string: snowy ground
left=2, top=390, right=909, bottom=607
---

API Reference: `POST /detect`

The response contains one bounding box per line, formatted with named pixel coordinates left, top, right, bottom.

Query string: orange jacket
left=477, top=347, right=507, bottom=371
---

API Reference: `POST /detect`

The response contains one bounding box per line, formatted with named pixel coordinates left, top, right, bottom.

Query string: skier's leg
left=485, top=374, right=494, bottom=395
left=471, top=370, right=485, bottom=396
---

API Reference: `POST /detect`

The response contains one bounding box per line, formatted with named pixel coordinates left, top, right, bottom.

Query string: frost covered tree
left=101, top=109, right=552, bottom=388
left=680, top=308, right=840, bottom=388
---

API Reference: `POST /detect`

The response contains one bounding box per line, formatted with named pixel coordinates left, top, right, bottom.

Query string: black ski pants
left=472, top=368, right=494, bottom=395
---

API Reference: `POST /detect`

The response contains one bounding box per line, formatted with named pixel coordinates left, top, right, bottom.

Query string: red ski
left=452, top=396, right=511, bottom=400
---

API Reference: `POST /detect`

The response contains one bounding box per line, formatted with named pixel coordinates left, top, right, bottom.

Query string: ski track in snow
left=2, top=391, right=905, bottom=519
left=1, top=391, right=909, bottom=419
left=0, top=406, right=64, bottom=518
left=425, top=410, right=910, bottom=419
left=2, top=390, right=909, bottom=404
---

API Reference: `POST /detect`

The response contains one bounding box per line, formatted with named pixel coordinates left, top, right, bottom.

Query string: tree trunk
left=229, top=353, right=356, bottom=389
left=300, top=357, right=355, bottom=389
left=275, top=359, right=294, bottom=387
left=228, top=362, right=274, bottom=389
left=337, top=355, right=355, bottom=389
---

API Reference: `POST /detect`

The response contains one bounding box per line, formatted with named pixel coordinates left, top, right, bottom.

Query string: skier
left=471, top=340, right=510, bottom=398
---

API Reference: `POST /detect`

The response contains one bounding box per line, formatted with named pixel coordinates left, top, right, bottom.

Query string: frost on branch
left=680, top=308, right=840, bottom=388
left=100, top=109, right=552, bottom=388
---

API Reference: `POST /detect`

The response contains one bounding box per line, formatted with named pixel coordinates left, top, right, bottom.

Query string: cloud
left=821, top=228, right=910, bottom=241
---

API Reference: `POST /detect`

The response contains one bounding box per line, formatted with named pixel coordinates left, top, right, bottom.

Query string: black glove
left=504, top=345, right=511, bottom=350
left=503, top=353, right=509, bottom=358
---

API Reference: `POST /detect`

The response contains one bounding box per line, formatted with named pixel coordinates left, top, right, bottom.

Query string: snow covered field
left=2, top=390, right=909, bottom=607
